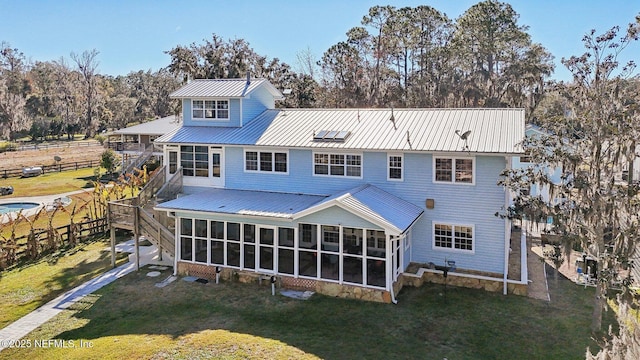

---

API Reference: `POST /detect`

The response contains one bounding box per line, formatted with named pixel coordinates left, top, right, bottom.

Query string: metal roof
left=156, top=108, right=525, bottom=154
left=294, top=184, right=424, bottom=234
left=169, top=78, right=284, bottom=99
left=155, top=188, right=326, bottom=219
left=111, top=115, right=181, bottom=136
left=155, top=185, right=423, bottom=234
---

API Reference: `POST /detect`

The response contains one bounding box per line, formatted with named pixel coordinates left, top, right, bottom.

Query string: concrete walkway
left=0, top=241, right=172, bottom=352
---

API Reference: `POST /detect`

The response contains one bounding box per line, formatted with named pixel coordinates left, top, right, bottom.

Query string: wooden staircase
left=122, top=144, right=155, bottom=175
left=107, top=166, right=183, bottom=269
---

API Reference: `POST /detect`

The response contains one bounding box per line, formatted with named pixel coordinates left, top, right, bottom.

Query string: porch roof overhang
left=292, top=184, right=424, bottom=234
left=154, top=185, right=423, bottom=235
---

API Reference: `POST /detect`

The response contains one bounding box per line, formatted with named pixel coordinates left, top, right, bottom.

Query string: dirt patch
left=0, top=143, right=106, bottom=169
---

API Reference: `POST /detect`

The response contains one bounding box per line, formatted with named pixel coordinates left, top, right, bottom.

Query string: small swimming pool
left=0, top=202, right=40, bottom=215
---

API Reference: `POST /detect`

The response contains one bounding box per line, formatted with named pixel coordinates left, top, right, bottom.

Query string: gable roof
left=293, top=184, right=424, bottom=234
left=156, top=108, right=525, bottom=154
left=154, top=184, right=423, bottom=235
left=111, top=115, right=181, bottom=136
left=169, top=78, right=284, bottom=99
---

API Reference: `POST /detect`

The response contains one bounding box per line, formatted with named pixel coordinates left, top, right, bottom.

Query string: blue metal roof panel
left=295, top=184, right=423, bottom=234
left=155, top=188, right=326, bottom=218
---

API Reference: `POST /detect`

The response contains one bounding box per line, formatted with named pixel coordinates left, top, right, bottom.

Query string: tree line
left=2, top=1, right=557, bottom=141
left=2, top=0, right=640, bottom=356
left=0, top=45, right=180, bottom=141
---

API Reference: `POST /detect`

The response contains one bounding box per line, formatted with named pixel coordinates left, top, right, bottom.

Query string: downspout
left=172, top=214, right=178, bottom=276
left=386, top=234, right=398, bottom=304
left=503, top=156, right=512, bottom=295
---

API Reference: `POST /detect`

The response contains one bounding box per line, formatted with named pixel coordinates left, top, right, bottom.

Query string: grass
left=0, top=237, right=128, bottom=329
left=0, top=168, right=99, bottom=197
left=0, top=264, right=616, bottom=360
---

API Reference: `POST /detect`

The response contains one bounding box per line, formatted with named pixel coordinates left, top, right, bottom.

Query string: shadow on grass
left=76, top=175, right=99, bottom=188
left=52, top=265, right=612, bottom=360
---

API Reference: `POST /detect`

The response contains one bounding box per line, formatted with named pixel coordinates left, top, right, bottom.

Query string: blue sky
left=1, top=0, right=639, bottom=81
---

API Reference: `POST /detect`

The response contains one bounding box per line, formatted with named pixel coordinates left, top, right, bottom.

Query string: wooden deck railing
left=138, top=166, right=166, bottom=206
left=139, top=208, right=175, bottom=255
left=155, top=167, right=183, bottom=204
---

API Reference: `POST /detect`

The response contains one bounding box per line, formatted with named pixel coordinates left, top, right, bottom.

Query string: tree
left=451, top=0, right=554, bottom=111
left=100, top=149, right=117, bottom=175
left=71, top=49, right=100, bottom=138
left=0, top=42, right=30, bottom=139
left=500, top=18, right=640, bottom=337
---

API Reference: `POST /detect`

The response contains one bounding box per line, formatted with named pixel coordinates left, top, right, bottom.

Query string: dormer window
left=192, top=100, right=229, bottom=120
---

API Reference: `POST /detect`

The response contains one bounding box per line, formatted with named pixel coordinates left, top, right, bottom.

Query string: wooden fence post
left=108, top=208, right=116, bottom=268
left=134, top=206, right=140, bottom=271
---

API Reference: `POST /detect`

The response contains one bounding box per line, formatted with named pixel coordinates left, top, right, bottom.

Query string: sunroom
left=154, top=185, right=423, bottom=299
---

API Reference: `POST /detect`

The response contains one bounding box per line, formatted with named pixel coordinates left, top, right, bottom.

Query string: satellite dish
left=54, top=155, right=62, bottom=162
left=455, top=130, right=471, bottom=140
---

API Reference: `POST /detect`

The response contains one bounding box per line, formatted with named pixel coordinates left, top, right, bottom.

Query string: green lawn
left=0, top=237, right=128, bottom=329
left=0, top=264, right=614, bottom=360
left=0, top=168, right=98, bottom=197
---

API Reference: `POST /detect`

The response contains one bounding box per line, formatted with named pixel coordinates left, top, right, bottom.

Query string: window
left=245, top=151, right=258, bottom=171
left=434, top=157, right=474, bottom=184
left=181, top=145, right=209, bottom=177
left=314, top=153, right=362, bottom=177
left=260, top=152, right=272, bottom=171
left=321, top=225, right=340, bottom=251
left=245, top=150, right=288, bottom=173
left=192, top=100, right=229, bottom=120
left=433, top=223, right=474, bottom=252
left=169, top=150, right=178, bottom=174
left=388, top=154, right=403, bottom=180
left=278, top=227, right=295, bottom=274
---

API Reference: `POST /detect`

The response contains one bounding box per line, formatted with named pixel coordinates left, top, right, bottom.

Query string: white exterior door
left=210, top=147, right=224, bottom=187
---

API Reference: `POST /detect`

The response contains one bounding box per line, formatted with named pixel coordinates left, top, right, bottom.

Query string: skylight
left=313, top=130, right=351, bottom=142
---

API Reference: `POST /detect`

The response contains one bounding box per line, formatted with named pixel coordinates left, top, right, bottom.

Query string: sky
left=1, top=0, right=639, bottom=82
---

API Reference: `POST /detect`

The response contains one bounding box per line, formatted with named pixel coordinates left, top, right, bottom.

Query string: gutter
left=503, top=156, right=512, bottom=295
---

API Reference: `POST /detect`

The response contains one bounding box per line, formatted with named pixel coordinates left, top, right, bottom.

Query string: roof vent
left=313, top=130, right=351, bottom=142
left=246, top=70, right=251, bottom=85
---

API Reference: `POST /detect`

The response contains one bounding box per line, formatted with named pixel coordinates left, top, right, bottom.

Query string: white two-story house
left=154, top=77, right=525, bottom=302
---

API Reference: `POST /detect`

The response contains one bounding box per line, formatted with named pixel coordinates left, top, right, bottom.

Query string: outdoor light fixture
left=270, top=276, right=276, bottom=296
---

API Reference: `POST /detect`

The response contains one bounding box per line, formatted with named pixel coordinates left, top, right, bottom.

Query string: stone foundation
left=402, top=266, right=528, bottom=296
left=177, top=261, right=392, bottom=303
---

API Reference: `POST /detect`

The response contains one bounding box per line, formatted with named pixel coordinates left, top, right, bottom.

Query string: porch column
left=385, top=234, right=393, bottom=291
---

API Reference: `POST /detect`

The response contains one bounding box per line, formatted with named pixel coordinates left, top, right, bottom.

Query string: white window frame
left=244, top=149, right=289, bottom=174
left=180, top=145, right=209, bottom=178
left=432, top=222, right=475, bottom=254
left=191, top=99, right=229, bottom=120
left=387, top=153, right=404, bottom=181
left=313, top=151, right=363, bottom=178
left=433, top=156, right=475, bottom=185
